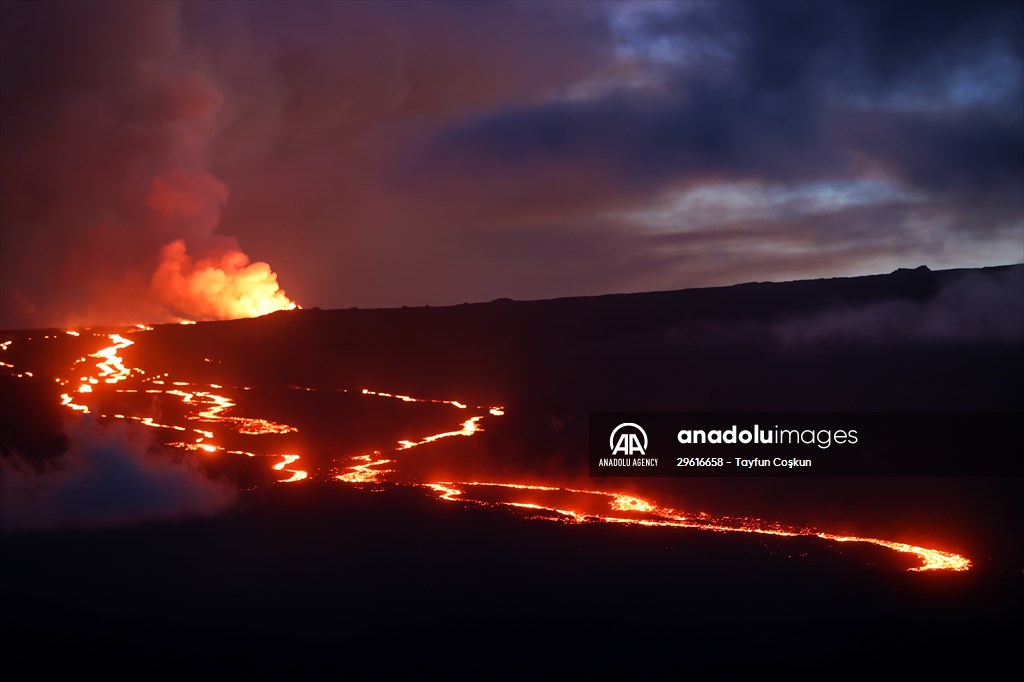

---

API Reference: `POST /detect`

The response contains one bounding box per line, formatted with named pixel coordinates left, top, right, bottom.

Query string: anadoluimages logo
left=609, top=422, right=648, bottom=456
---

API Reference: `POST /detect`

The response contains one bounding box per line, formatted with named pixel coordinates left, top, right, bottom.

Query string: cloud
left=773, top=266, right=1024, bottom=347
left=1, top=417, right=236, bottom=531
left=386, top=1, right=1020, bottom=304
left=419, top=1, right=1023, bottom=217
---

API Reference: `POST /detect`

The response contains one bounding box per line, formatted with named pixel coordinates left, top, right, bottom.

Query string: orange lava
left=419, top=481, right=971, bottom=572
left=396, top=416, right=482, bottom=450
left=24, top=328, right=308, bottom=482
left=274, top=454, right=308, bottom=483
left=90, top=334, right=136, bottom=384
left=0, top=325, right=973, bottom=572
left=60, top=392, right=90, bottom=414
left=336, top=452, right=394, bottom=483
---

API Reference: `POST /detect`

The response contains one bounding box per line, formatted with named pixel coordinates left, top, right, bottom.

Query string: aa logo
left=609, top=423, right=648, bottom=456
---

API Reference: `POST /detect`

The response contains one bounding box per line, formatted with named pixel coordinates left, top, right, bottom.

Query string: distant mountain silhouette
left=148, top=263, right=1022, bottom=413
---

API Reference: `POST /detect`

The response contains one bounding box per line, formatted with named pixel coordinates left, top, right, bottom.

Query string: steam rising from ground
left=1, top=418, right=236, bottom=531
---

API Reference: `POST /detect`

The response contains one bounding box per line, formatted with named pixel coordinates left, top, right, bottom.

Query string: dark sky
left=1, top=0, right=1022, bottom=328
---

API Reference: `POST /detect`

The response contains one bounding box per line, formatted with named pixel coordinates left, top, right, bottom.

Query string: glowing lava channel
left=90, top=334, right=136, bottom=384
left=333, top=394, right=969, bottom=572
left=274, top=454, right=308, bottom=483
left=331, top=389, right=497, bottom=483
left=419, top=482, right=971, bottom=572
left=396, top=416, right=482, bottom=450
left=43, top=328, right=308, bottom=483
left=23, top=327, right=973, bottom=571
left=336, top=452, right=394, bottom=484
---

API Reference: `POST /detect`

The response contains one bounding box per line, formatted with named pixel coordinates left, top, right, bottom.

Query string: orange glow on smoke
left=8, top=326, right=972, bottom=572
left=152, top=239, right=297, bottom=321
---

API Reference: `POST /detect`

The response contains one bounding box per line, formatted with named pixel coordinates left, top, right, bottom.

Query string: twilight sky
left=1, top=0, right=1022, bottom=328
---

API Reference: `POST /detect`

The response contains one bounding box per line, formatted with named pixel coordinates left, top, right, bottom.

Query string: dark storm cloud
left=421, top=0, right=1023, bottom=223
left=838, top=107, right=1024, bottom=229
left=375, top=0, right=1021, bottom=305
left=417, top=78, right=836, bottom=192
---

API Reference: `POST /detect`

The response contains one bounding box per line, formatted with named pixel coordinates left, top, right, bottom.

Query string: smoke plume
left=0, top=1, right=294, bottom=328
left=1, top=417, right=236, bottom=531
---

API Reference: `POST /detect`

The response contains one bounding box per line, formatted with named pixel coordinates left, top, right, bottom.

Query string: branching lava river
left=1, top=326, right=971, bottom=572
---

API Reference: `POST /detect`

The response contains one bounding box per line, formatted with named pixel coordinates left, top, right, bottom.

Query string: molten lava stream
left=418, top=481, right=971, bottom=572
left=336, top=452, right=394, bottom=483
left=47, top=327, right=309, bottom=483
left=274, top=454, right=308, bottom=483
left=327, top=388, right=971, bottom=572
left=33, top=330, right=970, bottom=572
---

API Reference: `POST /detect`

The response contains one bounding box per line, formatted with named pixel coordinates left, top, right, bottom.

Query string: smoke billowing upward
left=1, top=418, right=236, bottom=531
left=0, top=1, right=294, bottom=328
left=152, top=239, right=295, bottom=321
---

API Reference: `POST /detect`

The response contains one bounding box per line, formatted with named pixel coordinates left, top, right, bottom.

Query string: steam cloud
left=1, top=417, right=236, bottom=531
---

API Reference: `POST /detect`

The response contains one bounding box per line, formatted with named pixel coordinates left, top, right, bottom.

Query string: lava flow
left=419, top=482, right=971, bottom=572
left=0, top=326, right=972, bottom=572
left=8, top=328, right=310, bottom=484
left=274, top=454, right=308, bottom=483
